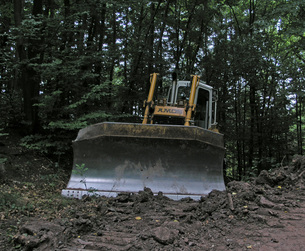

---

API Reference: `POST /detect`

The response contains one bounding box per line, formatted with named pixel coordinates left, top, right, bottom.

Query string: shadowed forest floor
left=1, top=132, right=305, bottom=250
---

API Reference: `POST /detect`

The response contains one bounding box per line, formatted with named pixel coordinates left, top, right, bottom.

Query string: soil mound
left=9, top=156, right=305, bottom=250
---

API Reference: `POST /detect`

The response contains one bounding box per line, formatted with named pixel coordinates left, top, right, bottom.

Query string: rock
left=15, top=220, right=65, bottom=251
left=151, top=226, right=179, bottom=245
left=97, top=202, right=109, bottom=215
left=116, top=192, right=132, bottom=202
left=137, top=187, right=154, bottom=202
left=258, top=196, right=276, bottom=208
left=163, top=221, right=184, bottom=234
left=256, top=170, right=274, bottom=186
left=292, top=155, right=305, bottom=171
left=74, top=218, right=93, bottom=233
left=273, top=170, right=287, bottom=183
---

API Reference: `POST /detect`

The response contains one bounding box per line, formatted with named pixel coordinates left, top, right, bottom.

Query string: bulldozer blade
left=62, top=122, right=225, bottom=200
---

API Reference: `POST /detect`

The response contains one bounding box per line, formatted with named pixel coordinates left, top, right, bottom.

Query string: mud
left=8, top=157, right=305, bottom=250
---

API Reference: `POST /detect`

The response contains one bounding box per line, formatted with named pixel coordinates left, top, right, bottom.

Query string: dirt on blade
left=1, top=132, right=305, bottom=250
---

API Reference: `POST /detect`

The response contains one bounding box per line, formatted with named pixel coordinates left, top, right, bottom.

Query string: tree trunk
left=22, top=0, right=43, bottom=133
left=13, top=0, right=24, bottom=90
left=249, top=83, right=255, bottom=173
left=296, top=95, right=303, bottom=155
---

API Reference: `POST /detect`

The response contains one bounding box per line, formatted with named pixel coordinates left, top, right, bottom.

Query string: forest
left=0, top=0, right=304, bottom=181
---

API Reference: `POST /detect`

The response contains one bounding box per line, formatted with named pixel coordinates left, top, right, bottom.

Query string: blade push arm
left=142, top=73, right=158, bottom=124
left=184, top=75, right=199, bottom=126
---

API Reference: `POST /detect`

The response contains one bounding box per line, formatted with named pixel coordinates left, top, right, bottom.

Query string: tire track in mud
left=215, top=193, right=305, bottom=251
left=255, top=201, right=305, bottom=251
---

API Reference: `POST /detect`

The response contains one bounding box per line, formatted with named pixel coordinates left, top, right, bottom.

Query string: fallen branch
left=298, top=170, right=305, bottom=178
left=227, top=192, right=234, bottom=211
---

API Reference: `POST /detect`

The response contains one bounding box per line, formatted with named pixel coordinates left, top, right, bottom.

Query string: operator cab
left=166, top=80, right=218, bottom=129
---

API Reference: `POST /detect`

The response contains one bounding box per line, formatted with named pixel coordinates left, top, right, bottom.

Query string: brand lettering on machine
left=157, top=108, right=183, bottom=115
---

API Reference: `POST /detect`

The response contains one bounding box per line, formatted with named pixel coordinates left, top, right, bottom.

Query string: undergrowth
left=0, top=175, right=77, bottom=220
left=0, top=187, right=27, bottom=213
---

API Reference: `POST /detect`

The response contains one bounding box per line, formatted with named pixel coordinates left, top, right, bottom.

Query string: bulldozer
left=62, top=73, right=225, bottom=200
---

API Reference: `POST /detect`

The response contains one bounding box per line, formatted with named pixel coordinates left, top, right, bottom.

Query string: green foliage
left=20, top=133, right=71, bottom=157
left=71, top=163, right=98, bottom=194
left=72, top=163, right=88, bottom=177
left=39, top=173, right=62, bottom=191
left=0, top=129, right=8, bottom=138
left=0, top=189, right=34, bottom=214
left=0, top=129, right=8, bottom=164
left=0, top=90, right=23, bottom=128
left=72, top=163, right=88, bottom=190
